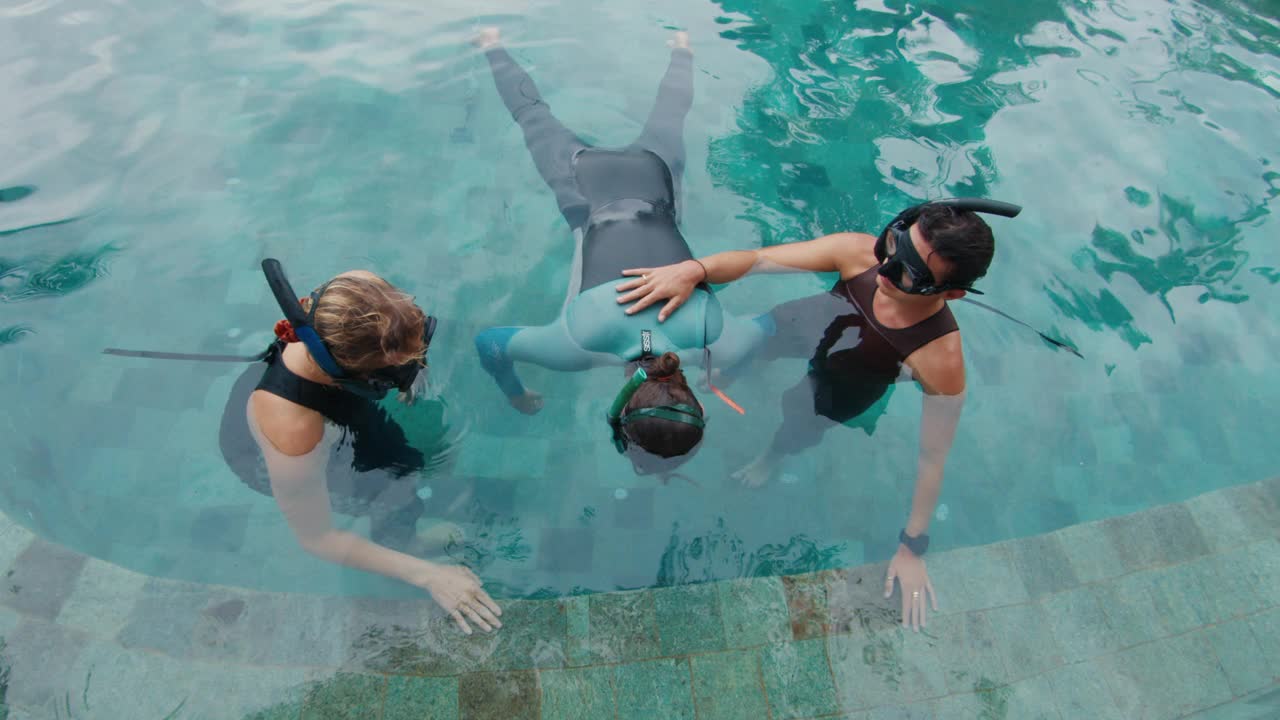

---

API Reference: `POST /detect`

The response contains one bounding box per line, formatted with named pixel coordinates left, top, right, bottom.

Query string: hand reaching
left=412, top=563, right=503, bottom=635
left=884, top=545, right=937, bottom=631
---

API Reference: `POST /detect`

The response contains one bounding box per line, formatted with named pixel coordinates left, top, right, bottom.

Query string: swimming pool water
left=2, top=0, right=1278, bottom=600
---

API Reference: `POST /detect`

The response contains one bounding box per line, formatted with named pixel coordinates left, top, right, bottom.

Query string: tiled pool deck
left=0, top=477, right=1275, bottom=719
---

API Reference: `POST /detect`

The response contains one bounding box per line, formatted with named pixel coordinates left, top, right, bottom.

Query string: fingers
left=927, top=579, right=938, bottom=611
left=615, top=278, right=646, bottom=293
left=469, top=596, right=503, bottom=629
left=883, top=568, right=896, bottom=599
left=622, top=292, right=662, bottom=316
left=476, top=590, right=503, bottom=618
left=657, top=296, right=685, bottom=323
left=620, top=268, right=653, bottom=278
left=450, top=609, right=473, bottom=635
left=458, top=601, right=493, bottom=633
left=616, top=286, right=650, bottom=304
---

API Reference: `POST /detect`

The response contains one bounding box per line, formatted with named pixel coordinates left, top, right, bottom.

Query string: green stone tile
left=1002, top=674, right=1063, bottom=720
left=782, top=572, right=833, bottom=639
left=563, top=596, right=591, bottom=667
left=614, top=658, right=694, bottom=720
left=653, top=583, right=725, bottom=655
left=938, top=544, right=1029, bottom=611
left=1184, top=491, right=1254, bottom=552
left=246, top=704, right=303, bottom=720
left=1009, top=534, right=1079, bottom=599
left=588, top=591, right=659, bottom=664
left=864, top=703, right=936, bottom=719
left=1242, top=538, right=1280, bottom=597
left=718, top=577, right=790, bottom=647
left=477, top=599, right=568, bottom=671
left=1041, top=588, right=1122, bottom=663
left=1222, top=483, right=1280, bottom=538
left=1054, top=521, right=1126, bottom=584
left=825, top=564, right=901, bottom=637
left=760, top=638, right=838, bottom=718
left=1247, top=607, right=1280, bottom=671
left=458, top=671, right=539, bottom=720
left=301, top=673, right=386, bottom=720
left=1045, top=661, right=1124, bottom=720
left=930, top=683, right=1014, bottom=720
left=1146, top=563, right=1223, bottom=635
left=828, top=628, right=948, bottom=712
left=1093, top=572, right=1166, bottom=648
left=981, top=603, right=1064, bottom=679
left=385, top=676, right=458, bottom=720
left=1203, top=620, right=1274, bottom=696
left=690, top=650, right=768, bottom=720
left=1098, top=632, right=1233, bottom=720
left=1144, top=503, right=1212, bottom=564
left=928, top=612, right=1008, bottom=694
left=540, top=666, right=615, bottom=720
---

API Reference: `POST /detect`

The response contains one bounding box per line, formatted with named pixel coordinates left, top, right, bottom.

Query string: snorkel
left=874, top=197, right=1022, bottom=296
left=262, top=259, right=436, bottom=401
left=606, top=366, right=707, bottom=454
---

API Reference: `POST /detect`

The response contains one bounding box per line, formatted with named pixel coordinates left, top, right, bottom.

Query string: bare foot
left=732, top=452, right=775, bottom=489
left=668, top=31, right=690, bottom=50
left=474, top=27, right=501, bottom=49
left=413, top=520, right=466, bottom=555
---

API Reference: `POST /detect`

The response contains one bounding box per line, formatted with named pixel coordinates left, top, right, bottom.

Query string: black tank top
left=811, top=265, right=959, bottom=380
left=253, top=341, right=347, bottom=417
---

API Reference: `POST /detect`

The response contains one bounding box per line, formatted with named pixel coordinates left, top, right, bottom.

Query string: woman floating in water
left=472, top=28, right=767, bottom=473
left=220, top=261, right=501, bottom=635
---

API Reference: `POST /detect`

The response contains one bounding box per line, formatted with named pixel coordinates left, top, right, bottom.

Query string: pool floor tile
left=757, top=638, right=837, bottom=718
left=301, top=672, right=386, bottom=720
left=1045, top=661, right=1125, bottom=720
left=1042, top=588, right=1123, bottom=663
left=459, top=670, right=540, bottom=720
left=981, top=602, right=1065, bottom=679
left=690, top=649, right=768, bottom=720
left=55, top=559, right=148, bottom=638
left=782, top=572, right=833, bottom=639
left=613, top=658, right=694, bottom=720
left=3, top=538, right=87, bottom=620
left=1099, top=632, right=1234, bottom=720
left=928, top=612, right=1007, bottom=694
left=539, top=666, right=615, bottom=720
left=1247, top=607, right=1280, bottom=673
left=718, top=577, right=791, bottom=647
left=384, top=676, right=459, bottom=720
left=1008, top=534, right=1079, bottom=598
left=1053, top=521, right=1127, bottom=584
left=117, top=579, right=209, bottom=657
left=1204, top=618, right=1275, bottom=697
left=587, top=591, right=659, bottom=664
left=652, top=582, right=726, bottom=656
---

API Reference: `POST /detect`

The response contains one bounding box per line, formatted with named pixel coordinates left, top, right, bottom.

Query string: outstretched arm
left=616, top=232, right=874, bottom=321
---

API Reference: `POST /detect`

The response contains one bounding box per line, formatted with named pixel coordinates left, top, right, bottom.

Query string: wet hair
left=915, top=205, right=995, bottom=289
left=623, top=352, right=704, bottom=459
left=300, top=272, right=426, bottom=374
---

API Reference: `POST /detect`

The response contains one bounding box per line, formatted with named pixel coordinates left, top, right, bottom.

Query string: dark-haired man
left=615, top=199, right=1015, bottom=631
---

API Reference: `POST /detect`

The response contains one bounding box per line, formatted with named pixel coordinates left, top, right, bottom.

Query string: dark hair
left=915, top=206, right=995, bottom=289
left=623, top=352, right=704, bottom=459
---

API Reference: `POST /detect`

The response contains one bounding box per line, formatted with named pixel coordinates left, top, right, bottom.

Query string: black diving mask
left=874, top=197, right=1022, bottom=296
left=264, top=259, right=436, bottom=402
left=606, top=366, right=706, bottom=453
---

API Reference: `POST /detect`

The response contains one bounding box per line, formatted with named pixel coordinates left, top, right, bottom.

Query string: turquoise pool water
left=1, top=0, right=1277, bottom=600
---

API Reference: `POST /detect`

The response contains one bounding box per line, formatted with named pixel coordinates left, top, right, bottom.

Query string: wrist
left=685, top=259, right=709, bottom=283
left=898, top=528, right=929, bottom=557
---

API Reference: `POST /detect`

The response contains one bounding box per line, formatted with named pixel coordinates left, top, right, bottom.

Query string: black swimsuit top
left=812, top=265, right=959, bottom=382
left=254, top=341, right=347, bottom=418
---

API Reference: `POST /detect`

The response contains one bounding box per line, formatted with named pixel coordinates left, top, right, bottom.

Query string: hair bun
left=274, top=319, right=299, bottom=343
left=654, top=352, right=681, bottom=377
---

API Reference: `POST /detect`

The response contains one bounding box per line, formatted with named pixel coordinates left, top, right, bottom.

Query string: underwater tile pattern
left=0, top=477, right=1275, bottom=718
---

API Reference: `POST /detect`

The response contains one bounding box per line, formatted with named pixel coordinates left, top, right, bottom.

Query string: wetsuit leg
left=767, top=372, right=890, bottom=457
left=484, top=47, right=590, bottom=227
left=632, top=49, right=694, bottom=184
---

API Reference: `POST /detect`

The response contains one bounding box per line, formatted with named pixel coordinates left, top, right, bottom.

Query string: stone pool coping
left=0, top=477, right=1275, bottom=719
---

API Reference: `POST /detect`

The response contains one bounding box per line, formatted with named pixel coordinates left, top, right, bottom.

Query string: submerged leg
left=479, top=29, right=589, bottom=227
left=632, top=33, right=694, bottom=184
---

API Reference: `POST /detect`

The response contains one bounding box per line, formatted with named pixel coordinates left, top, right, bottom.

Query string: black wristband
left=899, top=528, right=929, bottom=556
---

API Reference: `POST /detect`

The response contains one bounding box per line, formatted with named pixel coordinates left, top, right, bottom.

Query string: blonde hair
left=300, top=273, right=426, bottom=374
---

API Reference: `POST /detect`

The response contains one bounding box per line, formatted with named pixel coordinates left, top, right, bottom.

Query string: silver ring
left=912, top=591, right=920, bottom=597
left=643, top=274, right=650, bottom=281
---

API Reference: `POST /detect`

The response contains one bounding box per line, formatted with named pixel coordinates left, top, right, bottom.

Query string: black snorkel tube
left=878, top=197, right=1083, bottom=359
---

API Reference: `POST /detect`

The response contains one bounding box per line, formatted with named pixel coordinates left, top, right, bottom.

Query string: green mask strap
left=607, top=368, right=649, bottom=452
left=620, top=404, right=706, bottom=429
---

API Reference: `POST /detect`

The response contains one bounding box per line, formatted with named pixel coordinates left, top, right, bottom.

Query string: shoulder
left=250, top=390, right=325, bottom=456
left=904, top=331, right=966, bottom=396
left=825, top=232, right=878, bottom=279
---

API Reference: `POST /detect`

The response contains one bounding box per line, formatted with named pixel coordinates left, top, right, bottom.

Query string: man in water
left=616, top=198, right=1014, bottom=630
